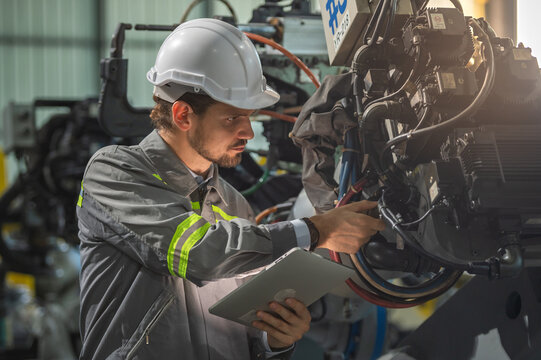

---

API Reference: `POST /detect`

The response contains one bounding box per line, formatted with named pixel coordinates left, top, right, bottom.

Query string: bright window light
left=517, top=0, right=541, bottom=58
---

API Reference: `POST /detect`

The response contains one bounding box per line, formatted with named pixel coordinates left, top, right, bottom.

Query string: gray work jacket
left=77, top=130, right=298, bottom=359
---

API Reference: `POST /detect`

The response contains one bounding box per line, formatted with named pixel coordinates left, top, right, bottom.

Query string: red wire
left=336, top=179, right=368, bottom=207
left=330, top=179, right=420, bottom=308
left=329, top=250, right=418, bottom=308
left=244, top=32, right=321, bottom=89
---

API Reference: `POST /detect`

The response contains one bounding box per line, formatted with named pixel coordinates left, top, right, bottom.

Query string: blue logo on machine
left=325, top=0, right=347, bottom=35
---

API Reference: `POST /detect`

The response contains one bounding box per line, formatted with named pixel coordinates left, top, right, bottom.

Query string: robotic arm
left=291, top=0, right=541, bottom=307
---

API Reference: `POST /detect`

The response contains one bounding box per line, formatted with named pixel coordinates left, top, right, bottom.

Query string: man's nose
left=237, top=118, right=255, bottom=140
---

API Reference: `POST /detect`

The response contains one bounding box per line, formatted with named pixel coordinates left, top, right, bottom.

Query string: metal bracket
left=98, top=23, right=177, bottom=137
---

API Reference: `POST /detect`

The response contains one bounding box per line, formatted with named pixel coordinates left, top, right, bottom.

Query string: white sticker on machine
left=429, top=181, right=439, bottom=203
left=441, top=72, right=457, bottom=89
left=430, top=13, right=446, bottom=30
left=333, top=9, right=350, bottom=50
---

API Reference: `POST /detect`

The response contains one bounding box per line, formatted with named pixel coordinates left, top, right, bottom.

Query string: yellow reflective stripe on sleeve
left=212, top=205, right=237, bottom=221
left=178, top=222, right=211, bottom=278
left=153, top=173, right=167, bottom=184
left=77, top=181, right=84, bottom=207
left=191, top=202, right=200, bottom=210
left=167, top=214, right=202, bottom=277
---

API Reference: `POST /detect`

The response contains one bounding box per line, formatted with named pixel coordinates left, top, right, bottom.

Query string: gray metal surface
left=397, top=268, right=541, bottom=360
left=282, top=17, right=328, bottom=56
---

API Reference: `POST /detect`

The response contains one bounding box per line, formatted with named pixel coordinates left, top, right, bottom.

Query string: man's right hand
left=309, top=200, right=385, bottom=254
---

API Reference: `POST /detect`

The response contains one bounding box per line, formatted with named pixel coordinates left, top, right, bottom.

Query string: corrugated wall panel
left=1, top=0, right=97, bottom=181
left=0, top=0, right=98, bottom=130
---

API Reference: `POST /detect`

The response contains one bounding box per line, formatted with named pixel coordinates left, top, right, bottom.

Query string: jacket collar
left=139, top=130, right=229, bottom=205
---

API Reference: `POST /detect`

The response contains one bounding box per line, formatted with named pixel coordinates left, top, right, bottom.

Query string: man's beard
left=188, top=126, right=245, bottom=168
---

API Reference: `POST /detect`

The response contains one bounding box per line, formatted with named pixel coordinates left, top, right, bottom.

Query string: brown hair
left=149, top=92, right=218, bottom=131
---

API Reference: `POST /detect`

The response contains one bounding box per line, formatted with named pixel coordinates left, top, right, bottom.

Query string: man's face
left=187, top=102, right=255, bottom=168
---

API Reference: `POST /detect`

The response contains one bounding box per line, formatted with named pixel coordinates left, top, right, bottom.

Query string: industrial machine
left=289, top=0, right=541, bottom=358
left=293, top=0, right=541, bottom=307
left=0, top=99, right=139, bottom=358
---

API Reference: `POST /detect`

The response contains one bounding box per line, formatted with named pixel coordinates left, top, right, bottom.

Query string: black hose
left=378, top=195, right=522, bottom=278
left=359, top=100, right=402, bottom=131
left=348, top=251, right=461, bottom=304
left=363, top=239, right=441, bottom=273
left=379, top=102, right=431, bottom=167
left=450, top=0, right=464, bottom=14
left=363, top=46, right=422, bottom=110
left=378, top=203, right=467, bottom=269
left=368, top=0, right=391, bottom=46
left=364, top=0, right=387, bottom=45
left=351, top=44, right=376, bottom=128
left=380, top=20, right=495, bottom=159
left=382, top=0, right=399, bottom=41
left=354, top=249, right=461, bottom=297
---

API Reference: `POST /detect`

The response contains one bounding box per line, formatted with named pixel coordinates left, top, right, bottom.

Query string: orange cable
left=255, top=206, right=278, bottom=224
left=244, top=32, right=321, bottom=89
left=257, top=110, right=297, bottom=123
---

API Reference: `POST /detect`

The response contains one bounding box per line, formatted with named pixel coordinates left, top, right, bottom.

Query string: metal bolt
left=499, top=248, right=514, bottom=262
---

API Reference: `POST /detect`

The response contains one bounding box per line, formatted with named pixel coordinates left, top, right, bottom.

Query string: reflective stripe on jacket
left=77, top=130, right=298, bottom=359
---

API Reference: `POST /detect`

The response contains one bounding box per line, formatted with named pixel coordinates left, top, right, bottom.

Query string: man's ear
left=171, top=100, right=194, bottom=131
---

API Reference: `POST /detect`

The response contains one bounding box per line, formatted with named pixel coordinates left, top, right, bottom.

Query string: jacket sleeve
left=77, top=148, right=298, bottom=285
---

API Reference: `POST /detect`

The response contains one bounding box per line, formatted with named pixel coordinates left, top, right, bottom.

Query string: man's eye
left=226, top=116, right=235, bottom=122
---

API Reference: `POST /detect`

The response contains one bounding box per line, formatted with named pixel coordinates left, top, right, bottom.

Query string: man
left=77, top=18, right=384, bottom=359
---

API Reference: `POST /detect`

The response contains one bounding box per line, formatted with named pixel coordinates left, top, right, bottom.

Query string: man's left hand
left=252, top=298, right=311, bottom=349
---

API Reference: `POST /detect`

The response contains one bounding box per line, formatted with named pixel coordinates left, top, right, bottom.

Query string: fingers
left=252, top=319, right=295, bottom=347
left=359, top=215, right=386, bottom=231
left=281, top=298, right=311, bottom=324
left=342, top=200, right=378, bottom=212
left=312, top=200, right=386, bottom=253
left=251, top=299, right=311, bottom=347
left=264, top=299, right=310, bottom=330
left=341, top=201, right=385, bottom=231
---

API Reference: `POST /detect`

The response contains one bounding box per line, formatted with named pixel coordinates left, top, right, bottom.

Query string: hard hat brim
left=152, top=81, right=280, bottom=110
left=227, top=85, right=280, bottom=110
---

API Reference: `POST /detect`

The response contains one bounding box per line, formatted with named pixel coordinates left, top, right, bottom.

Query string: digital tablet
left=208, top=247, right=354, bottom=327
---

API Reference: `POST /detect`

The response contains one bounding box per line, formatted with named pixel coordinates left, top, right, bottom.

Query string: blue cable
left=370, top=306, right=387, bottom=360
left=340, top=153, right=351, bottom=197
left=340, top=130, right=358, bottom=198
left=339, top=162, right=351, bottom=198
left=343, top=321, right=361, bottom=359
left=350, top=131, right=360, bottom=186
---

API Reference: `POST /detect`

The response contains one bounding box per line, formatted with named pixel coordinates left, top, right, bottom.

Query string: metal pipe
left=485, top=0, right=517, bottom=44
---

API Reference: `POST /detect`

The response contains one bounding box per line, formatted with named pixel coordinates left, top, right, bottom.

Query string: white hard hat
left=147, top=18, right=279, bottom=109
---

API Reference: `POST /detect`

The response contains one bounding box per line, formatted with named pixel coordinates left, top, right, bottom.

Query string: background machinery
left=1, top=0, right=540, bottom=359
